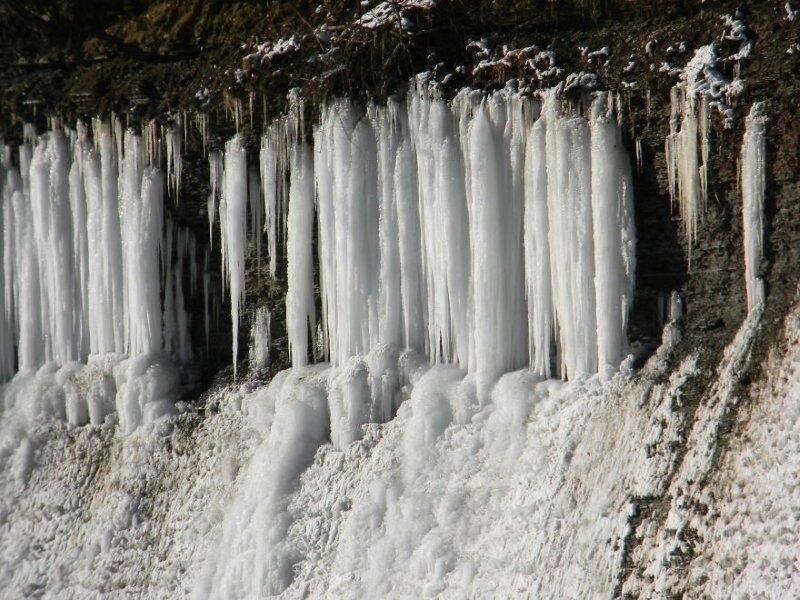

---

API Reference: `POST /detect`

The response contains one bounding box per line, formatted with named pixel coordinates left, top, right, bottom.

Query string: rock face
left=0, top=1, right=799, bottom=597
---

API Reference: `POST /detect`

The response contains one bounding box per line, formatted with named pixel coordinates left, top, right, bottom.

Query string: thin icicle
left=166, top=116, right=183, bottom=202
left=208, top=150, right=223, bottom=248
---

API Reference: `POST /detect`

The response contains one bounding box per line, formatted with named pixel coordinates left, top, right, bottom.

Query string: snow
left=357, top=0, right=436, bottom=30
left=1, top=250, right=799, bottom=600
left=243, top=36, right=301, bottom=67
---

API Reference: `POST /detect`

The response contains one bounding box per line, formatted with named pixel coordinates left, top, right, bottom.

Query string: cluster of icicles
left=214, top=85, right=638, bottom=391
left=0, top=118, right=211, bottom=382
left=665, top=82, right=768, bottom=313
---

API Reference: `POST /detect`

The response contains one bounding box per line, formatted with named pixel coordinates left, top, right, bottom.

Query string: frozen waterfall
left=225, top=86, right=636, bottom=387
left=0, top=120, right=205, bottom=382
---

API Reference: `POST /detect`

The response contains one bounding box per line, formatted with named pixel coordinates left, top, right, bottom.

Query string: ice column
left=286, top=143, right=316, bottom=367
left=221, top=136, right=248, bottom=378
left=408, top=88, right=470, bottom=366
left=119, top=131, right=164, bottom=355
left=315, top=101, right=380, bottom=366
left=590, top=94, right=636, bottom=379
left=524, top=115, right=553, bottom=378
left=741, top=102, right=767, bottom=312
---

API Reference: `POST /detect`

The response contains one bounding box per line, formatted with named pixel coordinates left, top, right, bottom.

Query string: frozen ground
left=1, top=293, right=798, bottom=598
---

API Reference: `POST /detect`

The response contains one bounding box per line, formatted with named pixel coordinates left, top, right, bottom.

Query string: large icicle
left=524, top=114, right=553, bottom=378
left=0, top=120, right=202, bottom=381
left=120, top=130, right=164, bottom=355
left=221, top=136, right=248, bottom=379
left=741, top=102, right=767, bottom=313
left=408, top=87, right=470, bottom=367
left=286, top=143, right=316, bottom=367
left=590, top=93, right=636, bottom=380
left=315, top=101, right=380, bottom=367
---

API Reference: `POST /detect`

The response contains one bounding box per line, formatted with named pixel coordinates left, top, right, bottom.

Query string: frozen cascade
left=213, top=85, right=636, bottom=387
left=741, top=102, right=767, bottom=313
left=0, top=122, right=205, bottom=428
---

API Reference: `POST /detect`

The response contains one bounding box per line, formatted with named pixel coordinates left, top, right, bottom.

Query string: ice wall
left=0, top=122, right=204, bottom=382
left=219, top=85, right=636, bottom=388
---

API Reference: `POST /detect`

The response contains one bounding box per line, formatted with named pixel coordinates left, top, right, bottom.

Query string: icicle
left=741, top=102, right=767, bottom=313
left=196, top=112, right=209, bottom=157
left=524, top=114, right=553, bottom=378
left=208, top=150, right=223, bottom=248
left=314, top=101, right=380, bottom=366
left=166, top=115, right=183, bottom=202
left=462, top=94, right=527, bottom=399
left=248, top=167, right=263, bottom=276
left=120, top=130, right=164, bottom=355
left=665, top=84, right=709, bottom=265
left=0, top=160, right=15, bottom=380
left=249, top=90, right=255, bottom=130
left=221, top=136, right=247, bottom=378
left=408, top=87, right=470, bottom=367
left=635, top=138, right=644, bottom=173
left=286, top=143, right=316, bottom=367
left=260, top=134, right=280, bottom=278
left=590, top=93, right=636, bottom=381
left=203, top=248, right=211, bottom=351
left=144, top=120, right=161, bottom=167
left=370, top=101, right=403, bottom=351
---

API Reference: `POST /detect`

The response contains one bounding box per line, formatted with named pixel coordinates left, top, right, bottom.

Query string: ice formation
left=216, top=85, right=635, bottom=388
left=250, top=306, right=271, bottom=370
left=741, top=102, right=767, bottom=312
left=665, top=85, right=710, bottom=260
left=0, top=121, right=205, bottom=389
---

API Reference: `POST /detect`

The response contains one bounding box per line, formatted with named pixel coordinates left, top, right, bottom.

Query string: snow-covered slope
left=1, top=290, right=798, bottom=598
